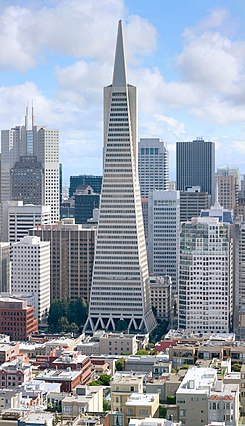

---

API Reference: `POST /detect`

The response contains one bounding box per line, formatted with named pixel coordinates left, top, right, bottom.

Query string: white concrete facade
left=178, top=217, right=233, bottom=334
left=85, top=21, right=156, bottom=333
left=11, top=235, right=50, bottom=323
left=138, top=138, right=169, bottom=198
left=1, top=201, right=51, bottom=242
left=148, top=190, right=180, bottom=292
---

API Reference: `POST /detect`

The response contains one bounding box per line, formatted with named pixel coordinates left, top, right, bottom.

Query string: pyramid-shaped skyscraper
left=84, top=21, right=156, bottom=333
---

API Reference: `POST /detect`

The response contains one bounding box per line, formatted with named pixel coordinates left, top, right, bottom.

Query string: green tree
left=136, top=350, right=149, bottom=355
left=166, top=395, right=176, bottom=404
left=57, top=316, right=70, bottom=332
left=116, top=358, right=125, bottom=371
left=115, top=319, right=128, bottom=332
left=232, top=363, right=242, bottom=372
left=158, top=406, right=167, bottom=418
left=69, top=322, right=79, bottom=334
left=103, top=399, right=111, bottom=411
left=98, top=374, right=111, bottom=386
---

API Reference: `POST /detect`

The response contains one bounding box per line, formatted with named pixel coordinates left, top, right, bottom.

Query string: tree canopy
left=47, top=298, right=88, bottom=333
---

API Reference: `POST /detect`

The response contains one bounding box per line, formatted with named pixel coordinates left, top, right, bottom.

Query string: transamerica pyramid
left=84, top=21, right=156, bottom=333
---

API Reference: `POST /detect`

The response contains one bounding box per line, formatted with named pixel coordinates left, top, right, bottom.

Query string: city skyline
left=0, top=1, right=245, bottom=183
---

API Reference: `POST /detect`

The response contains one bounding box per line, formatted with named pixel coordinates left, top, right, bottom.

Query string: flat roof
left=125, top=393, right=159, bottom=406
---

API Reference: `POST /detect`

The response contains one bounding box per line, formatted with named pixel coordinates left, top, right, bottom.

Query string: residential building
left=1, top=106, right=60, bottom=223
left=148, top=190, right=180, bottom=292
left=216, top=165, right=240, bottom=210
left=35, top=369, right=89, bottom=392
left=99, top=333, right=138, bottom=355
left=18, top=412, right=55, bottom=426
left=0, top=243, right=10, bottom=292
left=0, top=389, right=22, bottom=413
left=62, top=386, right=103, bottom=418
left=149, top=276, right=172, bottom=322
left=85, top=21, right=156, bottom=333
left=1, top=201, right=51, bottom=243
left=176, top=138, right=215, bottom=205
left=138, top=138, right=169, bottom=198
left=30, top=219, right=96, bottom=303
left=74, top=185, right=100, bottom=224
left=178, top=217, right=233, bottom=334
left=111, top=373, right=144, bottom=413
left=50, top=353, right=91, bottom=383
left=11, top=236, right=50, bottom=324
left=0, top=297, right=38, bottom=341
left=0, top=358, right=32, bottom=389
left=124, top=356, right=169, bottom=374
left=0, top=342, right=19, bottom=365
left=180, top=186, right=209, bottom=222
left=124, top=393, right=159, bottom=426
left=69, top=175, right=102, bottom=198
left=129, top=419, right=182, bottom=426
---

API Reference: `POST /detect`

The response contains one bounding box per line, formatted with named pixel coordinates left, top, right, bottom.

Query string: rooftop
left=176, top=367, right=217, bottom=395
left=125, top=393, right=159, bottom=407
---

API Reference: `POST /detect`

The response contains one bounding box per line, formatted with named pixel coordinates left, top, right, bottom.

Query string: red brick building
left=0, top=297, right=38, bottom=341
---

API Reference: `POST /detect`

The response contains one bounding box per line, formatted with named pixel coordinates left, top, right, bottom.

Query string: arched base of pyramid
left=83, top=311, right=157, bottom=334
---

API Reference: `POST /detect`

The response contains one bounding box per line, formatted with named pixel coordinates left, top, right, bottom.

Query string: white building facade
left=178, top=217, right=233, bottom=334
left=1, top=201, right=51, bottom=243
left=85, top=21, right=156, bottom=333
left=148, top=190, right=180, bottom=292
left=11, top=235, right=50, bottom=324
left=138, top=138, right=169, bottom=198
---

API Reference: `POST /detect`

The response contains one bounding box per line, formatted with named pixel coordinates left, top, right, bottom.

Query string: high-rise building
left=69, top=175, right=102, bottom=198
left=1, top=201, right=51, bottom=243
left=216, top=165, right=239, bottom=210
left=30, top=219, right=96, bottom=303
left=180, top=186, right=209, bottom=222
left=1, top=106, right=60, bottom=223
left=138, top=138, right=169, bottom=198
left=176, top=138, right=215, bottom=205
left=11, top=235, right=50, bottom=324
left=74, top=185, right=100, bottom=224
left=0, top=243, right=10, bottom=292
left=149, top=276, right=172, bottom=322
left=233, top=217, right=245, bottom=338
left=148, top=190, right=180, bottom=292
left=85, top=21, right=156, bottom=333
left=178, top=217, right=233, bottom=333
left=0, top=297, right=38, bottom=341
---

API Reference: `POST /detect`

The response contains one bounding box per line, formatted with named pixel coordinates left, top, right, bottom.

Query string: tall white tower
left=85, top=21, right=156, bottom=333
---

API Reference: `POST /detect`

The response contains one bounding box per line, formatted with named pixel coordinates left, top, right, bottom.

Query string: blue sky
left=0, top=1, right=245, bottom=184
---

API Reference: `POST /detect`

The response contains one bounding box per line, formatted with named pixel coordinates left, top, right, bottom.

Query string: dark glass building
left=176, top=138, right=215, bottom=205
left=69, top=175, right=102, bottom=198
left=11, top=156, right=43, bottom=204
left=74, top=185, right=100, bottom=224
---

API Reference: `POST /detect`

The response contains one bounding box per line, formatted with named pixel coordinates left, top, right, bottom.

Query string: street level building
left=85, top=21, right=156, bottom=333
left=0, top=297, right=38, bottom=341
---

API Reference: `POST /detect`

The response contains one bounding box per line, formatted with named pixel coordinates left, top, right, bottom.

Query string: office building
left=178, top=217, right=233, bottom=333
left=74, top=185, right=100, bottom=224
left=216, top=165, right=239, bottom=210
left=85, top=21, right=156, bottom=333
left=176, top=138, right=215, bottom=205
left=11, top=236, right=50, bottom=324
left=1, top=106, right=59, bottom=223
left=233, top=218, right=245, bottom=338
left=149, top=276, right=172, bottom=322
left=0, top=243, right=10, bottom=292
left=180, top=186, right=209, bottom=221
left=0, top=296, right=38, bottom=341
left=1, top=201, right=51, bottom=243
left=69, top=175, right=102, bottom=198
left=138, top=138, right=169, bottom=198
left=30, top=219, right=96, bottom=303
left=200, top=197, right=233, bottom=224
left=148, top=190, right=180, bottom=292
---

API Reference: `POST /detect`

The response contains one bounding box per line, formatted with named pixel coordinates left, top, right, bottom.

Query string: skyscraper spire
left=112, top=20, right=127, bottom=87
left=84, top=21, right=156, bottom=333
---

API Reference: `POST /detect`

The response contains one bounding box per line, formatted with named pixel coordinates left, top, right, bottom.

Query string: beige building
left=124, top=393, right=159, bottom=426
left=61, top=385, right=103, bottom=418
left=100, top=333, right=138, bottom=356
left=240, top=364, right=245, bottom=415
left=149, top=276, right=172, bottom=321
left=216, top=166, right=239, bottom=210
left=30, top=219, right=96, bottom=303
left=111, top=373, right=144, bottom=413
